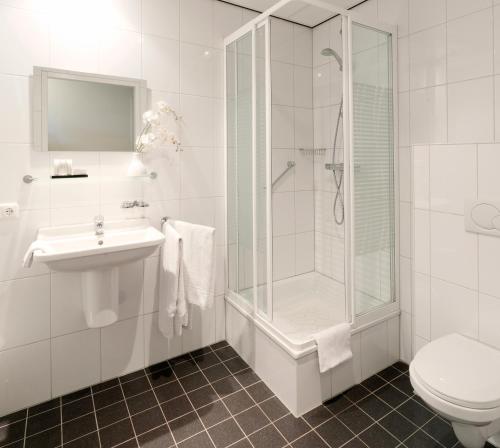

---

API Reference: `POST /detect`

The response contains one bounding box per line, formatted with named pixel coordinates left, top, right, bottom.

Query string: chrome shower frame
left=223, top=0, right=400, bottom=334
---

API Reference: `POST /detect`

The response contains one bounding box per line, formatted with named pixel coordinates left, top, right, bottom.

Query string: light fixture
left=127, top=153, right=157, bottom=179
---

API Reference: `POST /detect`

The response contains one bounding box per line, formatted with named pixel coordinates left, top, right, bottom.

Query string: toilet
left=410, top=334, right=500, bottom=448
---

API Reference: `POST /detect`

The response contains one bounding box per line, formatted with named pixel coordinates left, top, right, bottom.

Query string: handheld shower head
left=321, top=48, right=343, bottom=71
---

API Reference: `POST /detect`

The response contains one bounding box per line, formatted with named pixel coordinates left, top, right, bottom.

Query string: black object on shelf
left=51, top=174, right=89, bottom=179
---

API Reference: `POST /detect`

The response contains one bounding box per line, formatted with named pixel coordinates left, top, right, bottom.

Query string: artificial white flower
left=142, top=110, right=160, bottom=125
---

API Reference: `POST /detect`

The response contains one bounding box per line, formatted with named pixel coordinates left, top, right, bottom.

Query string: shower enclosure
left=224, top=0, right=399, bottom=415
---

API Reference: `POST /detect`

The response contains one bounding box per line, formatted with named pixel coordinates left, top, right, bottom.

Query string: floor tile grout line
left=59, top=398, right=63, bottom=446
left=143, top=365, right=179, bottom=448
left=89, top=389, right=103, bottom=448
left=116, top=377, right=141, bottom=447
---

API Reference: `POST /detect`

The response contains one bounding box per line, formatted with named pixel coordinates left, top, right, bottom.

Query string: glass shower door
left=350, top=22, right=397, bottom=318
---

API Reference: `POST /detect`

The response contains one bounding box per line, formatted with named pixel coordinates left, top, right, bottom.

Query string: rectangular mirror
left=33, top=67, right=147, bottom=152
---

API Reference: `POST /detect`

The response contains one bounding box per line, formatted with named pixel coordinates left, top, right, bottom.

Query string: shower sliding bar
left=271, top=161, right=295, bottom=190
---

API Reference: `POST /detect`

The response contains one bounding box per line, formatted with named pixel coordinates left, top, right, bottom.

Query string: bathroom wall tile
left=479, top=293, right=500, bottom=349
left=99, top=29, right=141, bottom=78
left=143, top=312, right=182, bottom=365
left=180, top=197, right=215, bottom=227
left=414, top=272, right=431, bottom=339
left=294, top=147, right=313, bottom=190
left=142, top=34, right=180, bottom=93
left=478, top=234, right=500, bottom=299
left=51, top=272, right=87, bottom=337
left=412, top=145, right=429, bottom=209
left=409, top=0, right=446, bottom=33
left=0, top=276, right=50, bottom=350
left=378, top=0, right=409, bottom=36
left=294, top=25, right=313, bottom=67
left=410, top=85, right=447, bottom=145
left=179, top=95, right=214, bottom=147
left=117, top=261, right=144, bottom=321
left=272, top=149, right=294, bottom=193
left=272, top=62, right=294, bottom=107
left=50, top=205, right=100, bottom=226
left=413, top=209, right=430, bottom=275
left=212, top=1, right=243, bottom=49
left=180, top=0, right=213, bottom=46
left=430, top=277, right=478, bottom=339
left=0, top=75, right=31, bottom=144
left=494, top=7, right=500, bottom=73
left=0, top=5, right=49, bottom=76
left=143, top=151, right=181, bottom=202
left=478, top=144, right=500, bottom=197
left=51, top=329, right=100, bottom=397
left=447, top=8, right=493, bottom=83
left=399, top=147, right=411, bottom=203
left=429, top=145, right=477, bottom=214
left=447, top=0, right=492, bottom=21
left=294, top=66, right=313, bottom=108
left=142, top=0, right=179, bottom=40
left=215, top=295, right=226, bottom=342
left=313, top=64, right=331, bottom=108
left=398, top=91, right=410, bottom=147
left=409, top=25, right=446, bottom=90
left=180, top=43, right=216, bottom=97
left=313, top=106, right=333, bottom=150
left=271, top=18, right=294, bottom=64
left=0, top=209, right=50, bottom=282
left=182, top=302, right=216, bottom=353
left=494, top=76, right=500, bottom=141
left=400, top=312, right=412, bottom=363
left=295, top=191, right=314, bottom=233
left=398, top=36, right=409, bottom=92
left=180, top=149, right=214, bottom=199
left=430, top=211, right=478, bottom=290
left=272, top=192, right=295, bottom=236
left=273, top=235, right=295, bottom=281
left=272, top=106, right=294, bottom=149
left=360, top=321, right=388, bottom=379
left=295, top=232, right=314, bottom=275
left=0, top=144, right=50, bottom=211
left=399, top=201, right=411, bottom=258
left=448, top=77, right=494, bottom=144
left=143, top=256, right=160, bottom=314
left=0, top=340, right=51, bottom=416
left=101, top=316, right=145, bottom=381
left=313, top=22, right=329, bottom=68
left=400, top=256, right=412, bottom=313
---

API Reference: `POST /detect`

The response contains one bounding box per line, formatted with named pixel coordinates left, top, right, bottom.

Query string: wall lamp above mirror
left=32, top=66, right=147, bottom=152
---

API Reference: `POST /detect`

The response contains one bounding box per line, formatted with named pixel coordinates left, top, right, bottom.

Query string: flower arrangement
left=135, top=101, right=181, bottom=153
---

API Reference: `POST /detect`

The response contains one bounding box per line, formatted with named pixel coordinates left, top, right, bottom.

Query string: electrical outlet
left=0, top=203, right=19, bottom=219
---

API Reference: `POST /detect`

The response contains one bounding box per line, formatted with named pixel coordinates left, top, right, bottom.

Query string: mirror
left=33, top=67, right=147, bottom=152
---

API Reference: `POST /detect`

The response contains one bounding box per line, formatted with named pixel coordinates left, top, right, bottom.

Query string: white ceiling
left=227, top=0, right=363, bottom=27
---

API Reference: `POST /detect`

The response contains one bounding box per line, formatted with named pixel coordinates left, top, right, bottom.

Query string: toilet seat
left=411, top=334, right=500, bottom=411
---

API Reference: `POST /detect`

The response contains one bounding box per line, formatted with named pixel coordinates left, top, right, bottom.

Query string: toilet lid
left=412, top=334, right=500, bottom=410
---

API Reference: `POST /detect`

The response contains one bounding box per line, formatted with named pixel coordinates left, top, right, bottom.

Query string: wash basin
left=33, top=218, right=164, bottom=272
left=30, top=218, right=164, bottom=328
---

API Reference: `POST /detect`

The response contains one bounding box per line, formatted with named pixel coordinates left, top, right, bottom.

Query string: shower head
left=321, top=48, right=343, bottom=71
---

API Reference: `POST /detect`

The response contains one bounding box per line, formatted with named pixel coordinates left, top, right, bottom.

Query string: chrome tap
left=94, top=215, right=104, bottom=236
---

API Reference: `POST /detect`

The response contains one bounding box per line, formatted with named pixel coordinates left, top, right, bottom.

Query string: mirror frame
left=33, top=66, right=147, bottom=152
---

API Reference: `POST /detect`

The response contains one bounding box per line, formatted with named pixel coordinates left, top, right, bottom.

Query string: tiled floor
left=0, top=341, right=492, bottom=448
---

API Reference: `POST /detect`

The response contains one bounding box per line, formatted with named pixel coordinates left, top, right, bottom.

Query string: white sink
left=34, top=218, right=164, bottom=272
left=32, top=218, right=164, bottom=328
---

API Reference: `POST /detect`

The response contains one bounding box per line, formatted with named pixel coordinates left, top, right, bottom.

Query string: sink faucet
left=94, top=215, right=104, bottom=236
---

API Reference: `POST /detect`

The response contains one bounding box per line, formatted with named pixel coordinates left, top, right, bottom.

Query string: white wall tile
left=412, top=145, right=430, bottom=209
left=142, top=0, right=179, bottom=40
left=179, top=95, right=214, bottom=147
left=398, top=91, right=410, bottom=147
left=294, top=25, right=313, bottom=67
left=448, top=77, right=494, bottom=143
left=413, top=209, right=430, bottom=274
left=478, top=144, right=500, bottom=197
left=399, top=147, right=411, bottom=202
left=429, top=145, right=477, bottom=214
left=212, top=1, right=242, bottom=49
left=410, top=85, right=447, bottom=144
left=272, top=62, right=294, bottom=107
left=142, top=34, right=179, bottom=92
left=398, top=36, right=409, bottom=92
left=447, top=0, right=492, bottom=21
left=272, top=192, right=295, bottom=236
left=51, top=329, right=100, bottom=397
left=494, top=7, right=500, bottom=73
left=180, top=0, right=212, bottom=46
left=430, top=211, right=478, bottom=289
left=180, top=43, right=216, bottom=97
left=295, top=191, right=314, bottom=233
left=0, top=340, right=51, bottom=416
left=294, top=66, right=313, bottom=108
left=0, top=75, right=31, bottom=144
left=273, top=235, right=295, bottom=280
left=180, top=149, right=214, bottom=199
left=409, top=0, right=446, bottom=33
left=379, top=0, right=409, bottom=36
left=400, top=201, right=412, bottom=258
left=99, top=29, right=141, bottom=78
left=271, top=18, right=294, bottom=64
left=101, top=316, right=144, bottom=381
left=409, top=25, right=446, bottom=90
left=360, top=321, right=389, bottom=378
left=478, top=235, right=500, bottom=298
left=400, top=256, right=412, bottom=313
left=430, top=277, right=478, bottom=339
left=414, top=272, right=431, bottom=339
left=0, top=276, right=50, bottom=350
left=143, top=312, right=182, bottom=365
left=295, top=232, right=314, bottom=274
left=479, top=293, right=500, bottom=349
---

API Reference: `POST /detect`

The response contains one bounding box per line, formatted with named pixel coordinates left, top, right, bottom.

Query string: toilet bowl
left=409, top=334, right=500, bottom=448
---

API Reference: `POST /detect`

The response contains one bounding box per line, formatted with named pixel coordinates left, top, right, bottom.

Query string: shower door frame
left=224, top=0, right=400, bottom=334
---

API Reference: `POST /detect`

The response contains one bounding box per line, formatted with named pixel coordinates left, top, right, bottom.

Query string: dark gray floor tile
left=62, top=388, right=91, bottom=405
left=203, top=364, right=232, bottom=383
left=198, top=401, right=231, bottom=428
left=246, top=382, right=273, bottom=403
left=212, top=376, right=242, bottom=398
left=188, top=385, right=218, bottom=409
left=213, top=346, right=238, bottom=362
left=64, top=431, right=100, bottom=448
left=210, top=341, right=229, bottom=351
left=127, top=390, right=158, bottom=415
left=274, top=414, right=310, bottom=442
left=362, top=375, right=386, bottom=392
left=222, top=390, right=254, bottom=414
left=392, top=362, right=409, bottom=373
left=379, top=411, right=418, bottom=442
left=207, top=417, right=244, bottom=448
left=375, top=384, right=409, bottom=408
left=63, top=412, right=97, bottom=442
left=26, top=407, right=60, bottom=436
left=391, top=374, right=414, bottom=396
left=62, top=396, right=93, bottom=422
left=161, top=395, right=193, bottom=421
left=234, top=405, right=269, bottom=435
left=179, top=372, right=209, bottom=393
left=259, top=397, right=289, bottom=422
left=28, top=399, right=60, bottom=416
left=228, top=439, right=253, bottom=448
left=115, top=438, right=139, bottom=447
left=120, top=369, right=146, bottom=383
left=137, top=424, right=174, bottom=448
left=132, top=406, right=165, bottom=435
left=145, top=361, right=170, bottom=375
left=0, top=419, right=26, bottom=447
left=93, top=386, right=125, bottom=410
left=25, top=426, right=61, bottom=448
left=194, top=352, right=221, bottom=370
left=324, top=395, right=353, bottom=415
left=343, top=385, right=371, bottom=403
left=422, top=416, right=458, bottom=448
left=249, top=424, right=287, bottom=448
left=291, top=431, right=328, bottom=448
left=359, top=423, right=399, bottom=448
left=404, top=429, right=442, bottom=448
left=154, top=380, right=184, bottom=403
left=377, top=366, right=402, bottom=382
left=223, top=357, right=248, bottom=374
left=172, top=360, right=200, bottom=379
left=397, top=398, right=435, bottom=427
left=122, top=376, right=151, bottom=398
left=337, top=405, right=374, bottom=434
left=96, top=400, right=129, bottom=428
left=316, top=417, right=354, bottom=448
left=169, top=411, right=204, bottom=443
left=99, top=418, right=135, bottom=448
left=92, top=378, right=120, bottom=394
left=357, top=394, right=392, bottom=421
left=148, top=368, right=176, bottom=388
left=232, top=369, right=260, bottom=387
left=342, top=438, right=368, bottom=448
left=0, top=409, right=26, bottom=427
left=178, top=431, right=215, bottom=448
